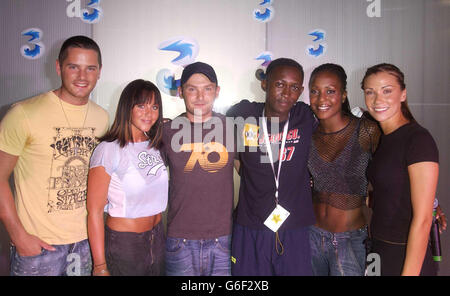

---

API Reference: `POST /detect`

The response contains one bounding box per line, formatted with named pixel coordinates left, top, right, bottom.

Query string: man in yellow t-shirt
left=0, top=36, right=109, bottom=276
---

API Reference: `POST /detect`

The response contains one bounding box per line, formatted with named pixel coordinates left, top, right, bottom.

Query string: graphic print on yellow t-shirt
left=180, top=142, right=229, bottom=173
left=47, top=126, right=98, bottom=213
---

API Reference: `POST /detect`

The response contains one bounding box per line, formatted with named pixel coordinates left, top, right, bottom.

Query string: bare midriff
left=313, top=202, right=367, bottom=233
left=106, top=213, right=162, bottom=233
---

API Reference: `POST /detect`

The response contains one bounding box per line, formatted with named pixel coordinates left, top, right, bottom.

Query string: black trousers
left=371, top=238, right=438, bottom=276
left=105, top=222, right=165, bottom=276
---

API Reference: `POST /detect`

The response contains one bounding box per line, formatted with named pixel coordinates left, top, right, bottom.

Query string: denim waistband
left=309, top=225, right=367, bottom=239
left=105, top=221, right=163, bottom=238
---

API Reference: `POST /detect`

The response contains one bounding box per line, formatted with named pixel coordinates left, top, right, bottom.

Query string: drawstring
left=275, top=231, right=284, bottom=255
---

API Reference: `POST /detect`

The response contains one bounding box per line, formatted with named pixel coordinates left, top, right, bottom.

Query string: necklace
left=57, top=93, right=89, bottom=156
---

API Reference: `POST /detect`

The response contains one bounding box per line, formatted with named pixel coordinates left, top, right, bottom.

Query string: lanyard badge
left=264, top=204, right=290, bottom=232
left=261, top=110, right=291, bottom=232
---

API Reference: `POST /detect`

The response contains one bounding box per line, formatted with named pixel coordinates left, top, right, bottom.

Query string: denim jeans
left=165, top=235, right=231, bottom=276
left=10, top=239, right=92, bottom=276
left=309, top=225, right=367, bottom=276
left=105, top=222, right=165, bottom=276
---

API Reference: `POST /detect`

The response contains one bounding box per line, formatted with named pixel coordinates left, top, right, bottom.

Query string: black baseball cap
left=180, top=62, right=218, bottom=87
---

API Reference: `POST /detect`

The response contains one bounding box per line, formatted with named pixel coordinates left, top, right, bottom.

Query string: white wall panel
left=267, top=0, right=427, bottom=108
left=421, top=0, right=450, bottom=276
left=0, top=0, right=91, bottom=114
left=93, top=0, right=266, bottom=120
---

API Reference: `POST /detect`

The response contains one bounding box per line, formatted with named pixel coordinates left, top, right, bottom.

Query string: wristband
left=93, top=268, right=108, bottom=275
left=94, top=262, right=106, bottom=268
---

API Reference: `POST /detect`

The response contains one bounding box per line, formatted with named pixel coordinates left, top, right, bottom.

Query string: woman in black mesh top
left=307, top=63, right=381, bottom=276
left=362, top=64, right=439, bottom=275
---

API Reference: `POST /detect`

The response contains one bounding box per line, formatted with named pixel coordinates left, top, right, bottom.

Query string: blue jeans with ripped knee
left=10, top=239, right=92, bottom=276
left=309, top=225, right=367, bottom=276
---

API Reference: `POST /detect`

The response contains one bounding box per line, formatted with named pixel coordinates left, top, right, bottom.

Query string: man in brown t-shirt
left=161, top=62, right=235, bottom=276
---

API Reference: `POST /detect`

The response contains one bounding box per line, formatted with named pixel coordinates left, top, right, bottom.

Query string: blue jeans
left=165, top=235, right=231, bottom=276
left=10, top=239, right=92, bottom=276
left=309, top=225, right=367, bottom=276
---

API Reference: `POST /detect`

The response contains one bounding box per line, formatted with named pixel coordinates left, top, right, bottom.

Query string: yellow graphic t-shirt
left=0, top=91, right=109, bottom=245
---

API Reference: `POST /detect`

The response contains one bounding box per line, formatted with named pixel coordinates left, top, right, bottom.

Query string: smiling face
left=309, top=71, right=347, bottom=123
left=56, top=47, right=101, bottom=105
left=179, top=73, right=220, bottom=122
left=363, top=71, right=407, bottom=132
left=130, top=93, right=160, bottom=142
left=262, top=65, right=304, bottom=122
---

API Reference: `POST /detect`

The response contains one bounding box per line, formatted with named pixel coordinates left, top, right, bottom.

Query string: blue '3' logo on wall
left=66, top=0, right=102, bottom=24
left=306, top=29, right=327, bottom=59
left=156, top=37, right=199, bottom=96
left=21, top=28, right=45, bottom=60
left=253, top=0, right=274, bottom=23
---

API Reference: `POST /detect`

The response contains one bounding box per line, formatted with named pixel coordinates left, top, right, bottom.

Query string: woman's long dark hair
left=309, top=63, right=351, bottom=114
left=361, top=63, right=416, bottom=123
left=100, top=79, right=164, bottom=148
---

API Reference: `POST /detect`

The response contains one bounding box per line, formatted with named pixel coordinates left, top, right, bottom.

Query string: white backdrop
left=93, top=0, right=266, bottom=119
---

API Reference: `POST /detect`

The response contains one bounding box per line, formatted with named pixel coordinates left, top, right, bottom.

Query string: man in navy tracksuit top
left=227, top=58, right=317, bottom=275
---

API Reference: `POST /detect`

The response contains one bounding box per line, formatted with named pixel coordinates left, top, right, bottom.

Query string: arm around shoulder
left=225, top=99, right=253, bottom=118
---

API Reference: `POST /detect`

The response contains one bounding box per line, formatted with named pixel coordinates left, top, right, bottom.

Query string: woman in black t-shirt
left=362, top=63, right=439, bottom=276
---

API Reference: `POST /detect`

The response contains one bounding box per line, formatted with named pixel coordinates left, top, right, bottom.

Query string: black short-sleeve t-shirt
left=368, top=122, right=439, bottom=243
left=227, top=100, right=317, bottom=230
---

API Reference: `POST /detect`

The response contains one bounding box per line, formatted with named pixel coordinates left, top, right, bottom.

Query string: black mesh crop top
left=307, top=115, right=381, bottom=210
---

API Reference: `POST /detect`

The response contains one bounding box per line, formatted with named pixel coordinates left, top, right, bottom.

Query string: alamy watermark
left=365, top=252, right=381, bottom=276
left=366, top=0, right=382, bottom=18
left=169, top=113, right=286, bottom=165
left=66, top=253, right=81, bottom=276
